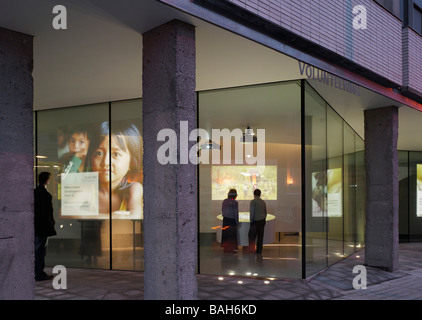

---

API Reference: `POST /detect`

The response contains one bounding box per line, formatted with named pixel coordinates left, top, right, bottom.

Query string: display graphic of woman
left=89, top=121, right=143, bottom=219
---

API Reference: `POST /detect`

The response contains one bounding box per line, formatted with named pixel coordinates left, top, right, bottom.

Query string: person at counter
left=248, top=189, right=267, bottom=254
left=221, top=189, right=239, bottom=254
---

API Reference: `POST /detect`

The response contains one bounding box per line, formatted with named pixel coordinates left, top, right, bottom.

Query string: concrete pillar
left=0, top=28, right=34, bottom=299
left=142, top=20, right=197, bottom=299
left=364, top=106, right=399, bottom=272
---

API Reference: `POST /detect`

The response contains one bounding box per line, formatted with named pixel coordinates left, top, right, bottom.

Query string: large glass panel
left=36, top=104, right=110, bottom=269
left=399, top=151, right=409, bottom=242
left=355, top=137, right=365, bottom=249
left=198, top=81, right=302, bottom=279
left=327, top=108, right=344, bottom=265
left=409, top=151, right=422, bottom=241
left=343, top=124, right=356, bottom=257
left=304, top=82, right=327, bottom=277
left=109, top=100, right=143, bottom=270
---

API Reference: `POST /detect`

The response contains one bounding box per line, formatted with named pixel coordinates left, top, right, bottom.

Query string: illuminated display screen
left=418, top=164, right=422, bottom=217
left=211, top=165, right=277, bottom=200
left=58, top=120, right=143, bottom=220
left=312, top=168, right=342, bottom=217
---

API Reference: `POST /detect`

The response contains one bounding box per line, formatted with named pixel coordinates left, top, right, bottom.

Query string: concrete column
left=142, top=20, right=197, bottom=299
left=0, top=28, right=34, bottom=299
left=364, top=106, right=399, bottom=272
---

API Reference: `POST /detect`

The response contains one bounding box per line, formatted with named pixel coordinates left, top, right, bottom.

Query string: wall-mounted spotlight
left=200, top=139, right=221, bottom=150
left=197, top=139, right=221, bottom=157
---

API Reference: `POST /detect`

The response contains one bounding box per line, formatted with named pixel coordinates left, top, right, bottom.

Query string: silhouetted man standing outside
left=248, top=189, right=267, bottom=255
left=34, top=172, right=56, bottom=281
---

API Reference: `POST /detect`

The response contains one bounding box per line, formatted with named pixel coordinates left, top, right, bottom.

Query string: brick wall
left=227, top=0, right=403, bottom=86
left=403, top=26, right=422, bottom=94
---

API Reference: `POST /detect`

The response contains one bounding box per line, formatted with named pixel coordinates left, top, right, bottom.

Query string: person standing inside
left=34, top=172, right=57, bottom=281
left=221, top=189, right=239, bottom=254
left=248, top=189, right=267, bottom=254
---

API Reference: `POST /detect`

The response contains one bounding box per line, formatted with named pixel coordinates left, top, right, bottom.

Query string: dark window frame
left=414, top=3, right=422, bottom=33
left=374, top=0, right=402, bottom=18
left=403, top=0, right=422, bottom=34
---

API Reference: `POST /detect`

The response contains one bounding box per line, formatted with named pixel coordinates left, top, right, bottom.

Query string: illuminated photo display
left=312, top=168, right=342, bottom=217
left=58, top=119, right=143, bottom=220
left=211, top=165, right=277, bottom=200
left=36, top=101, right=145, bottom=270
left=417, top=164, right=422, bottom=217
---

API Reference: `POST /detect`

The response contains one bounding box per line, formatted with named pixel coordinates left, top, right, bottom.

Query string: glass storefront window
left=35, top=80, right=374, bottom=279
left=398, top=151, right=422, bottom=242
left=110, top=100, right=143, bottom=270
left=304, top=81, right=365, bottom=277
left=327, top=108, right=344, bottom=265
left=37, top=103, right=110, bottom=269
left=408, top=152, right=422, bottom=241
left=304, top=82, right=328, bottom=277
left=198, top=81, right=302, bottom=279
left=355, top=137, right=365, bottom=249
left=36, top=100, right=143, bottom=271
left=344, top=124, right=356, bottom=257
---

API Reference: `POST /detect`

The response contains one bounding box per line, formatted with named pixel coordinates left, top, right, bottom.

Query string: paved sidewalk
left=35, top=243, right=422, bottom=300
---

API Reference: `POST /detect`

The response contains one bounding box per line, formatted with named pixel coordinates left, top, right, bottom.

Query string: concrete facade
left=0, top=27, right=34, bottom=299
left=142, top=20, right=198, bottom=299
left=364, top=106, right=399, bottom=272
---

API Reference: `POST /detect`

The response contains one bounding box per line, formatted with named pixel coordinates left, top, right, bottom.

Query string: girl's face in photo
left=91, top=135, right=131, bottom=186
